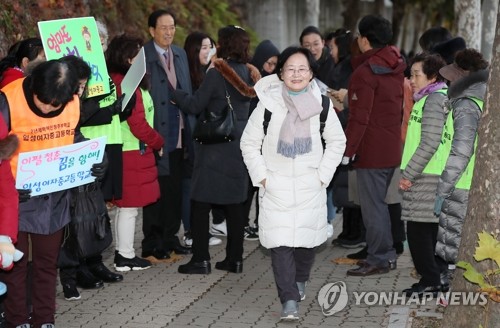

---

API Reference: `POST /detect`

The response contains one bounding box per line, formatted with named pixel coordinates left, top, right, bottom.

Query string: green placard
left=38, top=16, right=110, bottom=97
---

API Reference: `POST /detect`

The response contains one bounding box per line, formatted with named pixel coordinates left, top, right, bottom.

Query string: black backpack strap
left=0, top=92, right=10, bottom=131
left=263, top=108, right=272, bottom=135
left=319, top=94, right=329, bottom=135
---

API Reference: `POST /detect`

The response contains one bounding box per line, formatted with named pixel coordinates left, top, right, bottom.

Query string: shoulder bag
left=192, top=79, right=237, bottom=144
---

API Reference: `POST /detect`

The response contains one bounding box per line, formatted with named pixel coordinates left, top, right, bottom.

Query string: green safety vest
left=80, top=89, right=123, bottom=144
left=440, top=96, right=483, bottom=190
left=121, top=89, right=155, bottom=151
left=401, top=89, right=449, bottom=174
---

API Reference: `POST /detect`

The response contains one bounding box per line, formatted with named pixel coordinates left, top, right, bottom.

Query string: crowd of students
left=0, top=7, right=489, bottom=326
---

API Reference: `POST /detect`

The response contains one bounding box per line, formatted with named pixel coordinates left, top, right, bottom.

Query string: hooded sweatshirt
left=250, top=40, right=280, bottom=77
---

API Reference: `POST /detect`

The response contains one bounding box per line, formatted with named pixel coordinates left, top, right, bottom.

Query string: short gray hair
left=95, top=20, right=109, bottom=51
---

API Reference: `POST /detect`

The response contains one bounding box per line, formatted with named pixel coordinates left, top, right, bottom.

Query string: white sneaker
left=326, top=223, right=334, bottom=238
left=209, top=236, right=222, bottom=246
left=183, top=235, right=193, bottom=247
left=210, top=222, right=227, bottom=236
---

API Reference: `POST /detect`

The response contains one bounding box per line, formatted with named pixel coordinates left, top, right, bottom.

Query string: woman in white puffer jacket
left=240, top=46, right=345, bottom=321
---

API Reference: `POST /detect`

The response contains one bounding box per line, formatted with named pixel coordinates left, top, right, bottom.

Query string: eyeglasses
left=283, top=67, right=310, bottom=77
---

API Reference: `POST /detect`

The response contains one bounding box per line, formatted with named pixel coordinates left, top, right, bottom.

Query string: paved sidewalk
left=54, top=210, right=442, bottom=328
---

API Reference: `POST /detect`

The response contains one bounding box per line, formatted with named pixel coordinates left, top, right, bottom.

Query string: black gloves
left=17, top=189, right=31, bottom=203
left=119, top=93, right=136, bottom=122
left=107, top=94, right=125, bottom=116
left=91, top=153, right=108, bottom=181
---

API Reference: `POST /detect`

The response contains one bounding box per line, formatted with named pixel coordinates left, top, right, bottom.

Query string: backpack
left=263, top=94, right=330, bottom=147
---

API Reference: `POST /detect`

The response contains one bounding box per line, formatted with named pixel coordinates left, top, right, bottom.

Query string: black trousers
left=389, top=203, right=406, bottom=244
left=59, top=255, right=103, bottom=285
left=270, top=247, right=315, bottom=304
left=191, top=200, right=245, bottom=262
left=142, top=149, right=184, bottom=252
left=407, top=221, right=445, bottom=286
left=242, top=182, right=259, bottom=227
left=338, top=206, right=365, bottom=240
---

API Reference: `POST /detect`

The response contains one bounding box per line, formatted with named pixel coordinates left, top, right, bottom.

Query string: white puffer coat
left=240, top=74, right=346, bottom=248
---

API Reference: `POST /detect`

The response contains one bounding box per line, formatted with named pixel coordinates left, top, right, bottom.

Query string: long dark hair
left=0, top=38, right=43, bottom=76
left=184, top=31, right=214, bottom=90
left=331, top=29, right=353, bottom=63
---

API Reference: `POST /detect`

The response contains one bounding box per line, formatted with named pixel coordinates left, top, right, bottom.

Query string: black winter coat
left=173, top=59, right=260, bottom=204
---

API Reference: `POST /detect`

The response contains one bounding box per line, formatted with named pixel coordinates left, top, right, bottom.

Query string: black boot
left=76, top=266, right=104, bottom=289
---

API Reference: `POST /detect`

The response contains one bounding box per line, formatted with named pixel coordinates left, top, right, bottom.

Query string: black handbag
left=68, top=182, right=112, bottom=259
left=192, top=79, right=237, bottom=144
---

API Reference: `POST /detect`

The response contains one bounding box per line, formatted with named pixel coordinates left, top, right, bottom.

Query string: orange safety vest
left=3, top=79, right=80, bottom=178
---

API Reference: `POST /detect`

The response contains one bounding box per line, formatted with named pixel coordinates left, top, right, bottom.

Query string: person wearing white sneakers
left=106, top=34, right=165, bottom=271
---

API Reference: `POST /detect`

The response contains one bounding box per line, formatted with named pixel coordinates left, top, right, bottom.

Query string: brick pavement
left=54, top=210, right=443, bottom=328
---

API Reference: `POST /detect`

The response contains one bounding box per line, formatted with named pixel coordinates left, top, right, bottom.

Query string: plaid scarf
left=277, top=84, right=323, bottom=158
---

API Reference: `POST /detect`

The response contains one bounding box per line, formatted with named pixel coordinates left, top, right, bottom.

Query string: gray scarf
left=277, top=84, right=323, bottom=158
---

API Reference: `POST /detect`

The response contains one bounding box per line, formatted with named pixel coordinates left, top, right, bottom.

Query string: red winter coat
left=0, top=114, right=19, bottom=242
left=110, top=73, right=164, bottom=207
left=0, top=67, right=24, bottom=89
left=345, top=46, right=406, bottom=168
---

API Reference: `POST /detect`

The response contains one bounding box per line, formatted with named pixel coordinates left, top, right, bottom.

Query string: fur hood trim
left=448, top=69, right=489, bottom=99
left=213, top=59, right=261, bottom=98
left=0, top=134, right=18, bottom=160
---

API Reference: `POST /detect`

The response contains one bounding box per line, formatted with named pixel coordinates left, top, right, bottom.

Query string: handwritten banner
left=38, top=17, right=110, bottom=97
left=16, top=137, right=107, bottom=196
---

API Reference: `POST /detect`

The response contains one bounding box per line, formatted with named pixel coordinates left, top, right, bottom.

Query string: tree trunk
left=304, top=0, right=320, bottom=27
left=391, top=0, right=408, bottom=46
left=374, top=0, right=385, bottom=16
left=481, top=0, right=499, bottom=61
left=341, top=0, right=360, bottom=33
left=454, top=0, right=481, bottom=50
left=441, top=5, right=500, bottom=328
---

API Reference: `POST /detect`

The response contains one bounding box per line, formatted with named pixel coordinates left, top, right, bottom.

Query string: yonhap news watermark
left=317, top=281, right=488, bottom=316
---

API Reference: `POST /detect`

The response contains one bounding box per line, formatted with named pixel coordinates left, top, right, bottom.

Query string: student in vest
left=240, top=46, right=346, bottom=321
left=106, top=34, right=165, bottom=272
left=0, top=59, right=105, bottom=328
left=57, top=55, right=131, bottom=301
left=434, top=49, right=489, bottom=283
left=398, top=53, right=449, bottom=297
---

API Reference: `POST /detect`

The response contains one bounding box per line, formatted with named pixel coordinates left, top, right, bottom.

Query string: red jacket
left=110, top=73, right=164, bottom=207
left=345, top=46, right=406, bottom=168
left=0, top=115, right=19, bottom=242
left=0, top=67, right=24, bottom=89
